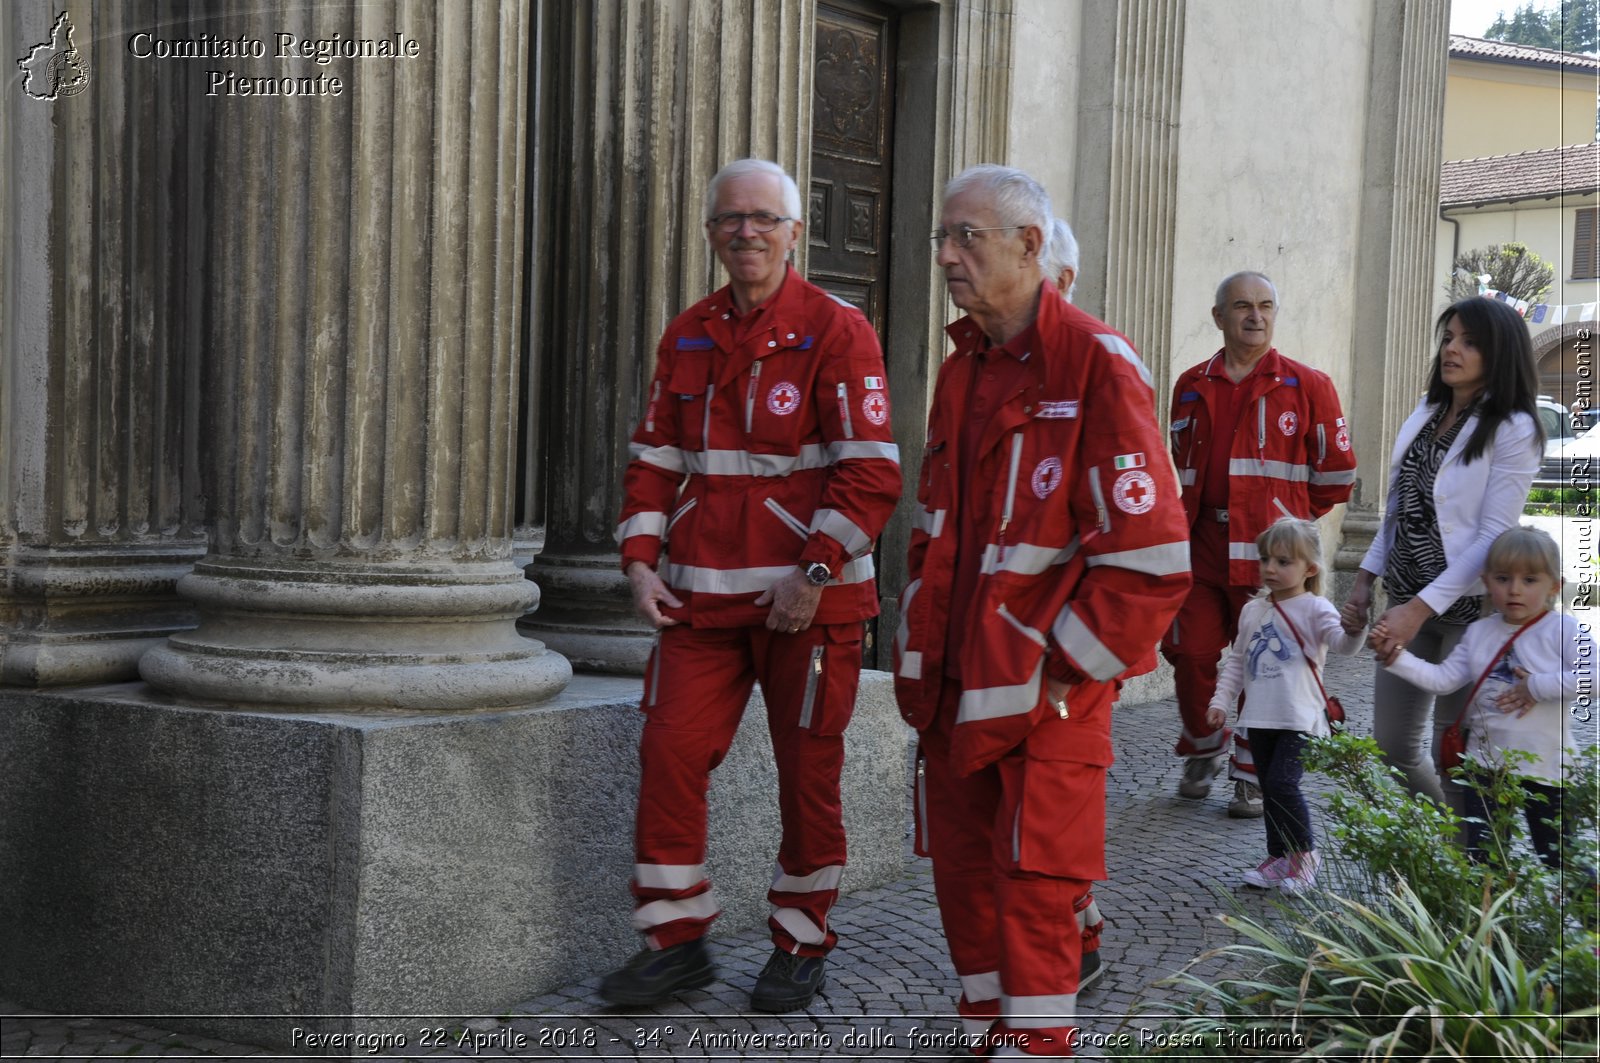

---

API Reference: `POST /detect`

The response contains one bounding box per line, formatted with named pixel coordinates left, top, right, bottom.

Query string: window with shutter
left=1576, top=207, right=1599, bottom=281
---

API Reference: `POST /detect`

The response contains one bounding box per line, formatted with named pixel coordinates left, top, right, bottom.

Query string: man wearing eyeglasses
left=605, top=158, right=900, bottom=1012
left=894, top=165, right=1190, bottom=1055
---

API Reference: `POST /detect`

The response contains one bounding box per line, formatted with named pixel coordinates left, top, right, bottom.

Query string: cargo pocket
left=798, top=624, right=862, bottom=736
left=1001, top=747, right=1108, bottom=880
left=666, top=352, right=713, bottom=450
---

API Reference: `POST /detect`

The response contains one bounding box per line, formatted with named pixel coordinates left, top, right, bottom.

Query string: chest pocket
left=747, top=350, right=811, bottom=449
left=667, top=350, right=713, bottom=450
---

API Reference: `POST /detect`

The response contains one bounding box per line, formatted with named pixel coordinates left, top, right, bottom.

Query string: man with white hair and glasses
left=605, top=158, right=900, bottom=1012
left=895, top=165, right=1190, bottom=1056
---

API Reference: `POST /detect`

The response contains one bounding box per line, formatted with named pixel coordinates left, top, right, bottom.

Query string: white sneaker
left=1278, top=850, right=1321, bottom=896
left=1242, top=856, right=1290, bottom=889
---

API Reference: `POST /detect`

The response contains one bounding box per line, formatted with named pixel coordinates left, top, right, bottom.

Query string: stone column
left=139, top=0, right=570, bottom=709
left=1334, top=0, right=1449, bottom=601
left=0, top=0, right=207, bottom=686
left=519, top=0, right=813, bottom=674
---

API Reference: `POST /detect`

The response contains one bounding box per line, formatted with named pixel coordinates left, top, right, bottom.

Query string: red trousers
left=631, top=622, right=861, bottom=956
left=918, top=683, right=1106, bottom=1057
left=1160, top=519, right=1257, bottom=776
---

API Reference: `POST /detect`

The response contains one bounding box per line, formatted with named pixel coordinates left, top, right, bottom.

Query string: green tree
left=1446, top=243, right=1557, bottom=303
left=1484, top=0, right=1598, bottom=53
left=1486, top=2, right=1559, bottom=47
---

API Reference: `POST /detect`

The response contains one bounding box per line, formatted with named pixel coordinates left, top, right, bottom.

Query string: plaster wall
left=1006, top=0, right=1082, bottom=210
left=1434, top=197, right=1600, bottom=327
left=1443, top=63, right=1598, bottom=160
left=1168, top=0, right=1374, bottom=402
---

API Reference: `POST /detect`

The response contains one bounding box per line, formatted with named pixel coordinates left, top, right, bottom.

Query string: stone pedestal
left=0, top=672, right=909, bottom=1048
left=133, top=0, right=569, bottom=709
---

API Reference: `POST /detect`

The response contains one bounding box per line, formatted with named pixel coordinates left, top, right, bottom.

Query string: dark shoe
left=1077, top=949, right=1105, bottom=992
left=1228, top=780, right=1265, bottom=818
left=598, top=939, right=716, bottom=1006
left=750, top=948, right=826, bottom=1012
left=1177, top=752, right=1227, bottom=798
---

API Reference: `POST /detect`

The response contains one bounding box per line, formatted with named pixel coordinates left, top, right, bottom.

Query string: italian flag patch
left=863, top=376, right=885, bottom=390
left=1113, top=452, right=1146, bottom=469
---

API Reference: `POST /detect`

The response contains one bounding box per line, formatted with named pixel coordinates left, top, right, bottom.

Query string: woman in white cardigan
left=1340, top=297, right=1543, bottom=809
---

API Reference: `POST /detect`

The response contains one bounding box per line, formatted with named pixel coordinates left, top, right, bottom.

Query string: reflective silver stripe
left=1317, top=422, right=1326, bottom=463
left=645, top=379, right=661, bottom=433
left=771, top=906, right=827, bottom=945
left=913, top=507, right=947, bottom=538
left=685, top=445, right=829, bottom=477
left=764, top=497, right=811, bottom=539
left=1229, top=457, right=1310, bottom=482
left=1178, top=467, right=1196, bottom=486
left=662, top=556, right=873, bottom=595
left=957, top=664, right=1043, bottom=724
left=959, top=970, right=1002, bottom=1003
left=828, top=440, right=900, bottom=463
left=799, top=644, right=823, bottom=728
left=1257, top=397, right=1266, bottom=451
left=836, top=381, right=854, bottom=439
left=979, top=540, right=1080, bottom=577
left=744, top=362, right=762, bottom=433
left=1310, top=468, right=1356, bottom=485
left=898, top=650, right=923, bottom=680
left=771, top=864, right=844, bottom=893
left=1273, top=496, right=1295, bottom=520
left=1012, top=805, right=1021, bottom=862
left=635, top=863, right=706, bottom=891
left=811, top=508, right=873, bottom=557
left=1086, top=540, right=1190, bottom=576
left=1002, top=992, right=1077, bottom=1028
left=1088, top=466, right=1110, bottom=533
left=997, top=604, right=1047, bottom=647
left=1051, top=606, right=1127, bottom=681
left=1229, top=541, right=1260, bottom=561
left=614, top=511, right=668, bottom=543
left=1077, top=898, right=1102, bottom=931
left=703, top=384, right=714, bottom=445
left=1095, top=333, right=1152, bottom=386
left=1001, top=433, right=1024, bottom=532
left=666, top=497, right=698, bottom=534
left=633, top=890, right=719, bottom=930
left=633, top=443, right=688, bottom=474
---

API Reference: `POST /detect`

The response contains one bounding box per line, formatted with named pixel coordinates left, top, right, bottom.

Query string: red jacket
left=616, top=267, right=901, bottom=626
left=1168, top=349, right=1357, bottom=585
left=894, top=290, right=1192, bottom=775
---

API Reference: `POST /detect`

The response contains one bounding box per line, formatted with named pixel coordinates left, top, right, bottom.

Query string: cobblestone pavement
left=2, top=648, right=1566, bottom=1061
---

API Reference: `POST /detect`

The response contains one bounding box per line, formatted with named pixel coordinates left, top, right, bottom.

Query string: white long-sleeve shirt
left=1386, top=610, right=1591, bottom=784
left=1210, top=592, right=1367, bottom=737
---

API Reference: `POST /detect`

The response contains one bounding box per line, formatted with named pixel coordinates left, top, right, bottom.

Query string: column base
left=139, top=558, right=572, bottom=709
left=519, top=553, right=656, bottom=675
left=0, top=670, right=908, bottom=1048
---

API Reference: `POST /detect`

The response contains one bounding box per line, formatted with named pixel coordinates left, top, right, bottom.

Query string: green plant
left=1446, top=243, right=1556, bottom=304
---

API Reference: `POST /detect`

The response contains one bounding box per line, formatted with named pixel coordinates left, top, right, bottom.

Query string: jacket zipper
left=1316, top=423, right=1326, bottom=463
left=763, top=497, right=811, bottom=540
left=666, top=497, right=699, bottom=537
left=1257, top=397, right=1267, bottom=458
left=703, top=383, right=715, bottom=446
left=837, top=382, right=855, bottom=439
left=647, top=640, right=663, bottom=707
left=914, top=749, right=928, bottom=853
left=999, top=432, right=1023, bottom=546
left=745, top=361, right=762, bottom=433
left=799, top=644, right=824, bottom=728
left=1088, top=465, right=1110, bottom=533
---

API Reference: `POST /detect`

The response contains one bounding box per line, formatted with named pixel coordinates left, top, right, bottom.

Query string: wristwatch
left=802, top=561, right=832, bottom=587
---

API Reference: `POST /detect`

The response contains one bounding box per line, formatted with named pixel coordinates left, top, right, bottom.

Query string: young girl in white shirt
left=1206, top=518, right=1367, bottom=895
left=1380, top=526, right=1589, bottom=866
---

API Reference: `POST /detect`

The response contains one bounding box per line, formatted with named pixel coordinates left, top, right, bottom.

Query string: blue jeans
left=1251, top=728, right=1314, bottom=856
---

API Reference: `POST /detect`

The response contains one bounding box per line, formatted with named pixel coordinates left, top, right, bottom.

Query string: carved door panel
left=810, top=0, right=897, bottom=665
left=809, top=1, right=896, bottom=338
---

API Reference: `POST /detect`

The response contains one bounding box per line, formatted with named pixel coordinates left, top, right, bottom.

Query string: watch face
left=806, top=563, right=830, bottom=585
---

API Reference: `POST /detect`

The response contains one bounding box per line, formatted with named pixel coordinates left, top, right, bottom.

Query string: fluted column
left=1335, top=0, right=1449, bottom=596
left=140, top=0, right=570, bottom=709
left=0, top=0, right=207, bottom=686
left=518, top=0, right=812, bottom=674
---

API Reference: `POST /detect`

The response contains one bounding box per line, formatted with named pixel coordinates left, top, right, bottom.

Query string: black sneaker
left=1077, top=949, right=1105, bottom=992
left=598, top=939, right=716, bottom=1006
left=750, top=948, right=826, bottom=1012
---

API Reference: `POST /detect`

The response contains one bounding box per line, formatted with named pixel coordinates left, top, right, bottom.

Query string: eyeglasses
left=930, top=225, right=1023, bottom=249
left=707, top=211, right=794, bottom=234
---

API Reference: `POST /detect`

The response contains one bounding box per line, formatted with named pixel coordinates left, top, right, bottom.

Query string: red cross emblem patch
left=862, top=391, right=888, bottom=426
left=767, top=382, right=801, bottom=416
left=1112, top=469, right=1157, bottom=515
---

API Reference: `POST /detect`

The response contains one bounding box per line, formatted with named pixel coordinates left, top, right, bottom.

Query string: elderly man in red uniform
left=895, top=165, right=1190, bottom=1058
left=1162, top=272, right=1356, bottom=814
left=602, top=158, right=901, bottom=1012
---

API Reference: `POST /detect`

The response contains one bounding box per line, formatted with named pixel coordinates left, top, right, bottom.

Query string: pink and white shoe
left=1278, top=850, right=1322, bottom=896
left=1242, top=857, right=1290, bottom=889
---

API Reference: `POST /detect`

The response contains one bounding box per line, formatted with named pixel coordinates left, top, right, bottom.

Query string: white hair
left=1042, top=218, right=1080, bottom=301
left=942, top=164, right=1052, bottom=249
left=704, top=158, right=802, bottom=222
left=1213, top=271, right=1280, bottom=311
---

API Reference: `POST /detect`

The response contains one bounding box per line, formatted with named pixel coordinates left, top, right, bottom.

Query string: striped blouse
left=1383, top=401, right=1484, bottom=626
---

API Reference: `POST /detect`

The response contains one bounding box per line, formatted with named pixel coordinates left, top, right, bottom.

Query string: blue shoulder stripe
left=1179, top=391, right=1201, bottom=403
left=797, top=336, right=815, bottom=350
left=675, top=337, right=716, bottom=351
left=1281, top=376, right=1299, bottom=386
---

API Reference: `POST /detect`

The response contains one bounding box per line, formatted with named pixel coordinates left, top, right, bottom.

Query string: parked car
left=1537, top=396, right=1577, bottom=457
left=1534, top=420, right=1600, bottom=490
